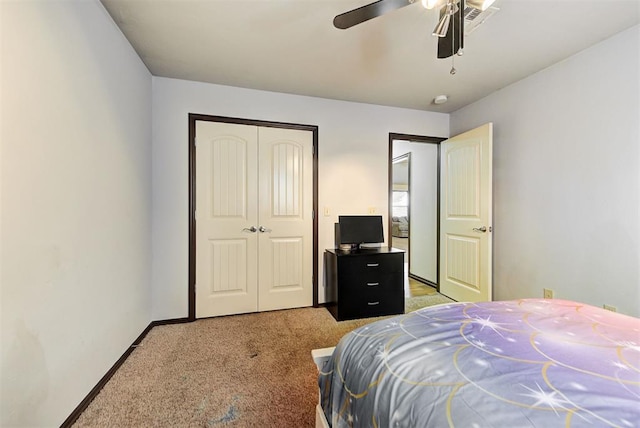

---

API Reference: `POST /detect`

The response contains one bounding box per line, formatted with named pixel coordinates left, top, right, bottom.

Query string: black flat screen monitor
left=338, top=215, right=384, bottom=247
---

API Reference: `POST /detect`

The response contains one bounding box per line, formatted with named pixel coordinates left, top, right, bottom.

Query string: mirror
left=391, top=154, right=410, bottom=255
left=389, top=134, right=442, bottom=290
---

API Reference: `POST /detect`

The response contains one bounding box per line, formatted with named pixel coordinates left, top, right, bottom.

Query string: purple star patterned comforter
left=318, top=299, right=640, bottom=427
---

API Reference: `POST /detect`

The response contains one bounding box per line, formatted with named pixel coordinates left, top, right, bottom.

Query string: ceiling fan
left=334, top=0, right=497, bottom=60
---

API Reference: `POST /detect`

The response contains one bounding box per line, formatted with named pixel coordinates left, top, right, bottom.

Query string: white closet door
left=195, top=121, right=314, bottom=318
left=195, top=121, right=259, bottom=318
left=257, top=127, right=314, bottom=311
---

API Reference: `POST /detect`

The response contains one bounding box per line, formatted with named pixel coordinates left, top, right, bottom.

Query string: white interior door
left=195, top=121, right=313, bottom=318
left=439, top=123, right=493, bottom=302
left=196, top=121, right=259, bottom=317
left=257, top=127, right=313, bottom=311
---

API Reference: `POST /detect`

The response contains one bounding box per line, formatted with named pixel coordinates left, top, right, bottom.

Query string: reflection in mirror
left=392, top=139, right=439, bottom=288
left=391, top=154, right=410, bottom=259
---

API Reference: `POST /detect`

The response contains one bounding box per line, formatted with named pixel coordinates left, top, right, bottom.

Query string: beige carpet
left=404, top=293, right=454, bottom=313
left=73, top=295, right=453, bottom=427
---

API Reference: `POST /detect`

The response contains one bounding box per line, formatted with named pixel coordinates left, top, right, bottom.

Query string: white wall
left=451, top=25, right=640, bottom=316
left=0, top=1, right=152, bottom=425
left=152, top=77, right=449, bottom=319
left=393, top=141, right=439, bottom=283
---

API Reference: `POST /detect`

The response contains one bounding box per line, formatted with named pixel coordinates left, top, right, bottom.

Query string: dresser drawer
left=340, top=289, right=404, bottom=320
left=338, top=254, right=403, bottom=277
left=339, top=273, right=399, bottom=296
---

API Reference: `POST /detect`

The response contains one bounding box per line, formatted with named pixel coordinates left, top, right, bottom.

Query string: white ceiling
left=101, top=0, right=639, bottom=113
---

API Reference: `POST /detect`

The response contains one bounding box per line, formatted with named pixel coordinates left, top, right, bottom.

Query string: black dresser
left=324, top=247, right=404, bottom=321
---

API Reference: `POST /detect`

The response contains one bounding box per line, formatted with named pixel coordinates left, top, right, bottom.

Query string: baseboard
left=153, top=317, right=190, bottom=326
left=408, top=273, right=438, bottom=290
left=60, top=317, right=190, bottom=427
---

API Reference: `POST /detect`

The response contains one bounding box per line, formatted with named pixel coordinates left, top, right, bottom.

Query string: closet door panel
left=195, top=121, right=258, bottom=318
left=257, top=127, right=314, bottom=311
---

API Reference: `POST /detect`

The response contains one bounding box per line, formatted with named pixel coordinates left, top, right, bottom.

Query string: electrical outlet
left=368, top=207, right=376, bottom=214
left=323, top=207, right=330, bottom=216
left=603, top=304, right=617, bottom=312
left=543, top=288, right=554, bottom=299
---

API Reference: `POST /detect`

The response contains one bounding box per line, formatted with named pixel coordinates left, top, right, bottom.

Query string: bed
left=312, top=299, right=640, bottom=427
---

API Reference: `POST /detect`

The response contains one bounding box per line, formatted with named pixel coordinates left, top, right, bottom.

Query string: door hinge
left=312, top=145, right=315, bottom=155
left=194, top=138, right=198, bottom=147
left=312, top=209, right=315, bottom=220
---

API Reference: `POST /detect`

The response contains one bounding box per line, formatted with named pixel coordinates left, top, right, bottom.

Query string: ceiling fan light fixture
left=466, top=0, right=496, bottom=11
left=421, top=0, right=441, bottom=9
left=432, top=13, right=451, bottom=37
left=432, top=1, right=456, bottom=37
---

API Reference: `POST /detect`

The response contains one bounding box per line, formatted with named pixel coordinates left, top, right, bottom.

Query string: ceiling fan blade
left=334, top=0, right=412, bottom=30
left=437, top=0, right=464, bottom=58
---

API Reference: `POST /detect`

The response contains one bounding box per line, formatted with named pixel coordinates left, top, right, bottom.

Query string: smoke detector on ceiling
left=433, top=95, right=449, bottom=105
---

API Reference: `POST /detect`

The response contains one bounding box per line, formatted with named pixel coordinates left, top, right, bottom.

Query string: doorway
left=389, top=133, right=444, bottom=297
left=188, top=114, right=319, bottom=320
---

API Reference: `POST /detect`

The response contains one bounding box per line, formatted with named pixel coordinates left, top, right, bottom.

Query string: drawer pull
left=367, top=301, right=380, bottom=306
left=366, top=263, right=379, bottom=267
left=367, top=282, right=379, bottom=287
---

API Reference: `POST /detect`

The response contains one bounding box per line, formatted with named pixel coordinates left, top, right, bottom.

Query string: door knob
left=242, top=226, right=257, bottom=233
left=258, top=226, right=272, bottom=233
left=473, top=226, right=487, bottom=233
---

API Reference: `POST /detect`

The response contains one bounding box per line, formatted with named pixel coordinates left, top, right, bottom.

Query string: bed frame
left=311, top=347, right=335, bottom=428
